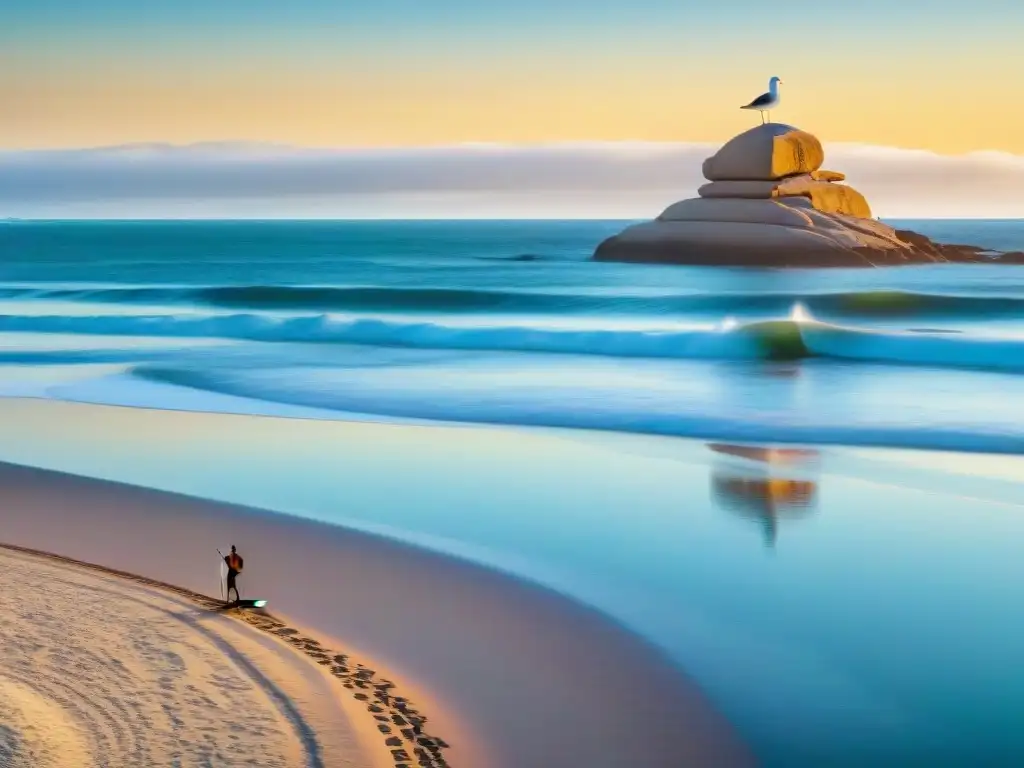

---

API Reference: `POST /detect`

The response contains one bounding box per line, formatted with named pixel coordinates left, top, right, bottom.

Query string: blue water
left=4, top=219, right=1024, bottom=452
left=5, top=400, right=1024, bottom=767
left=5, top=220, right=1024, bottom=765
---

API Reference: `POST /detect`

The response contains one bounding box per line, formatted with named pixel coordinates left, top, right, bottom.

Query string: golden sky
left=4, top=59, right=1021, bottom=154
left=3, top=1, right=1023, bottom=155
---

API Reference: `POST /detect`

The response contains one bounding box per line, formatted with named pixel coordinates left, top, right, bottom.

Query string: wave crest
left=0, top=312, right=796, bottom=360
left=4, top=284, right=1024, bottom=317
left=4, top=309, right=1024, bottom=373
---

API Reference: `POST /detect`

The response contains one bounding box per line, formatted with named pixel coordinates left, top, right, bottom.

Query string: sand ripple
left=0, top=548, right=354, bottom=767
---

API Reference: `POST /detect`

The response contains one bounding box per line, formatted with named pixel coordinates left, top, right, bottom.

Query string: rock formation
left=594, top=124, right=1024, bottom=267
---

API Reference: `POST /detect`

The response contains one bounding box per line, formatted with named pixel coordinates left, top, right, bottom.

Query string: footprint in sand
left=0, top=548, right=359, bottom=767
left=0, top=545, right=454, bottom=768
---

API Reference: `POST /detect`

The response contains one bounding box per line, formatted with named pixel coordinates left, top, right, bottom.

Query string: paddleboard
left=218, top=546, right=229, bottom=602
left=231, top=599, right=268, bottom=609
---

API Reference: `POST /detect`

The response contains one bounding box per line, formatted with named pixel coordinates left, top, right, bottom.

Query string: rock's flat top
left=702, top=123, right=824, bottom=182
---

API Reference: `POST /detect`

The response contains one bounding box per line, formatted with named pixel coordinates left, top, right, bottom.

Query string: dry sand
left=0, top=544, right=450, bottom=768
left=0, top=456, right=755, bottom=768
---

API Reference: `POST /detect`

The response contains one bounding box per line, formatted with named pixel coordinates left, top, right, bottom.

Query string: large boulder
left=596, top=198, right=916, bottom=268
left=701, top=124, right=824, bottom=181
left=593, top=123, right=1023, bottom=267
left=594, top=215, right=1021, bottom=267
left=697, top=172, right=872, bottom=219
left=656, top=197, right=883, bottom=231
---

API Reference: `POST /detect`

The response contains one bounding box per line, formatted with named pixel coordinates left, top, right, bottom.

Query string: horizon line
left=7, top=216, right=1024, bottom=223
left=5, top=139, right=1024, bottom=161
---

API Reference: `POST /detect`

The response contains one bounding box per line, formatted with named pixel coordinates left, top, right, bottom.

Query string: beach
left=0, top=430, right=755, bottom=768
left=4, top=219, right=1024, bottom=765
left=0, top=545, right=375, bottom=768
left=3, top=396, right=1024, bottom=764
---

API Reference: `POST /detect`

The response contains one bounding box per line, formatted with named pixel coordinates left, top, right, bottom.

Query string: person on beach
left=224, top=545, right=244, bottom=603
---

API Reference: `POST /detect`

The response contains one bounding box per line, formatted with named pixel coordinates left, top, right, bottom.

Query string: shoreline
left=6, top=396, right=1024, bottom=764
left=0, top=540, right=453, bottom=768
left=6, top=388, right=1024, bottom=458
left=0, top=457, right=754, bottom=767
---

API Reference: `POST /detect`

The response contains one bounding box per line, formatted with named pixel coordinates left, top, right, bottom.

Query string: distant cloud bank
left=2, top=141, right=1023, bottom=219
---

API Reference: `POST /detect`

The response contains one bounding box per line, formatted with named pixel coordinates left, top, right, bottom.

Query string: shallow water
left=1, top=399, right=1023, bottom=766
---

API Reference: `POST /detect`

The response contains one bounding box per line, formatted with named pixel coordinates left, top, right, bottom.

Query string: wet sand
left=11, top=397, right=1024, bottom=765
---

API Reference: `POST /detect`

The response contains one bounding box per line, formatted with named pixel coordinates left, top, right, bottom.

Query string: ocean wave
left=0, top=349, right=177, bottom=364
left=123, top=363, right=1024, bottom=455
left=0, top=312, right=798, bottom=360
left=800, top=323, right=1024, bottom=372
left=2, top=311, right=1024, bottom=374
left=4, top=308, right=1024, bottom=373
left=4, top=284, right=1024, bottom=317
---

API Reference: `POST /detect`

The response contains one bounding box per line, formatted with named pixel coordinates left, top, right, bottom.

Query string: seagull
left=741, top=76, right=783, bottom=124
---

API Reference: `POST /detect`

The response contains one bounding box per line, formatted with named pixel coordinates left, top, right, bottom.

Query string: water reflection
left=708, top=443, right=820, bottom=547
left=762, top=362, right=803, bottom=379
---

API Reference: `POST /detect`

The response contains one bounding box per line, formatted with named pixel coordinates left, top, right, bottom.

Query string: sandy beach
left=5, top=396, right=1024, bottom=765
left=0, top=545, right=375, bottom=767
left=0, top=438, right=753, bottom=768
left=0, top=543, right=472, bottom=768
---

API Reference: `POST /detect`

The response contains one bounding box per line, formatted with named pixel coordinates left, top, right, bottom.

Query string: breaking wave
left=0, top=312, right=805, bottom=360
left=3, top=307, right=1024, bottom=372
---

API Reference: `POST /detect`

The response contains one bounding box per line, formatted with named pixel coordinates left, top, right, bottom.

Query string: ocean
left=5, top=219, right=1024, bottom=766
left=3, top=219, right=1024, bottom=453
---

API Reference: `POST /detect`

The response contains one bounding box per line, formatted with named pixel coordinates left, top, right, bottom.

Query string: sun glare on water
left=790, top=303, right=813, bottom=323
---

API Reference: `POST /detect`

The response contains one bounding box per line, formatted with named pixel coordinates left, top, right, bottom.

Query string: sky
left=3, top=0, right=1023, bottom=218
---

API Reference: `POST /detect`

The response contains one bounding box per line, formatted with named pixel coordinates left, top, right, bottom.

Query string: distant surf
left=4, top=283, right=1024, bottom=318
